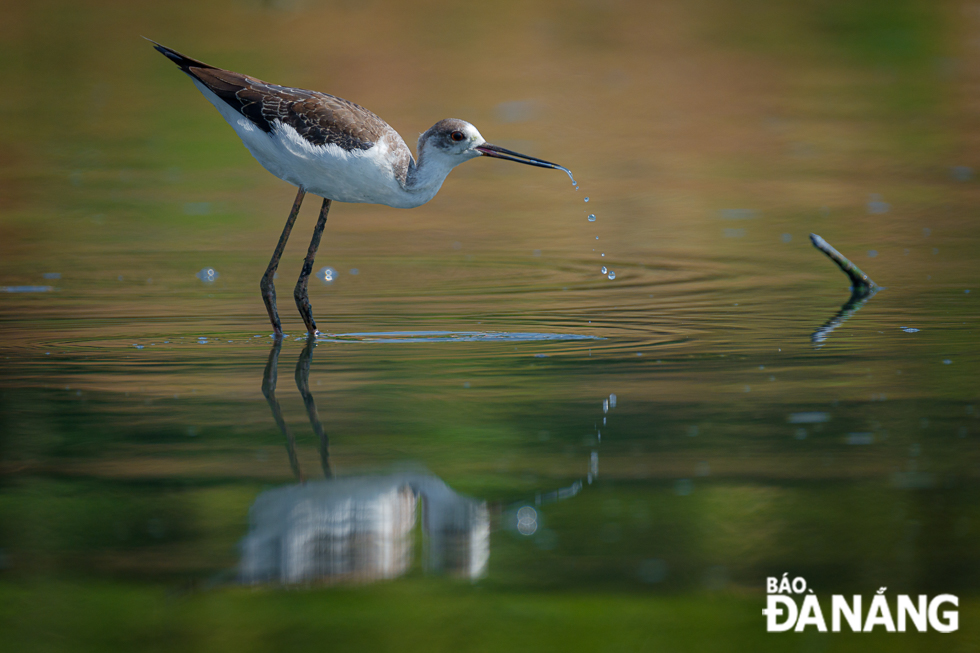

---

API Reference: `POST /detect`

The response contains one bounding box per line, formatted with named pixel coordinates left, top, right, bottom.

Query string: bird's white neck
left=400, top=152, right=455, bottom=204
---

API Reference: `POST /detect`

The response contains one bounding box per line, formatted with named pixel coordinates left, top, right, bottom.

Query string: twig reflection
left=811, top=286, right=879, bottom=348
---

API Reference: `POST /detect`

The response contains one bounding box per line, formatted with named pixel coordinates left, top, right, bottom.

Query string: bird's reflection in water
left=243, top=339, right=489, bottom=585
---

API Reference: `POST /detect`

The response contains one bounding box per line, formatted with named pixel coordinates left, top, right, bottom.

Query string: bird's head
left=417, top=118, right=565, bottom=172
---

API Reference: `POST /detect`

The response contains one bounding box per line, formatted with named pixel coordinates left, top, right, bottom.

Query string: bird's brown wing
left=152, top=42, right=390, bottom=152
left=192, top=67, right=387, bottom=152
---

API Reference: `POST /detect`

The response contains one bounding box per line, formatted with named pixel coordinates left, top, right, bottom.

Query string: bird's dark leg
left=295, top=336, right=331, bottom=478
left=261, top=187, right=306, bottom=338
left=294, top=198, right=332, bottom=336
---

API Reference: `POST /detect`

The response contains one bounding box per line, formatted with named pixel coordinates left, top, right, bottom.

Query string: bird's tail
left=144, top=37, right=215, bottom=73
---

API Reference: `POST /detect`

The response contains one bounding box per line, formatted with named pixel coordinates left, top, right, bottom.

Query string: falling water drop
left=601, top=266, right=608, bottom=274
left=584, top=197, right=590, bottom=203
left=317, top=266, right=337, bottom=284
left=587, top=214, right=596, bottom=222
left=608, top=271, right=616, bottom=280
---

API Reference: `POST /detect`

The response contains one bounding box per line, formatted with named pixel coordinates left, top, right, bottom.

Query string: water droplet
left=517, top=506, right=538, bottom=536
left=587, top=214, right=596, bottom=222
left=317, top=266, right=336, bottom=283
left=608, top=271, right=616, bottom=280
left=601, top=253, right=605, bottom=257
left=349, top=268, right=359, bottom=275
left=601, top=266, right=608, bottom=274
left=584, top=197, right=590, bottom=202
left=196, top=267, right=218, bottom=283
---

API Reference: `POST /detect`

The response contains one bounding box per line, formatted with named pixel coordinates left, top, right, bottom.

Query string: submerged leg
left=261, top=187, right=306, bottom=338
left=294, top=198, right=332, bottom=336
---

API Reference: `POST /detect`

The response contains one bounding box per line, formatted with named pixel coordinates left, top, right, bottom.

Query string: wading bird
left=151, top=41, right=568, bottom=338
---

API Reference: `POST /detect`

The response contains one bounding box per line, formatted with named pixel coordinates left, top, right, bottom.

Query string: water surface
left=2, top=0, right=979, bottom=650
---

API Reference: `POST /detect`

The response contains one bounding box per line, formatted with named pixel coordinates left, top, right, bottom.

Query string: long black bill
left=475, top=143, right=564, bottom=170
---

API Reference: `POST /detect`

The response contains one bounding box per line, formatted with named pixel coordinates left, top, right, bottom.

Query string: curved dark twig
left=810, top=233, right=878, bottom=292
left=809, top=233, right=881, bottom=348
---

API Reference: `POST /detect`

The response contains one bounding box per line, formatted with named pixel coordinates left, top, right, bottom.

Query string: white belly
left=192, top=80, right=427, bottom=208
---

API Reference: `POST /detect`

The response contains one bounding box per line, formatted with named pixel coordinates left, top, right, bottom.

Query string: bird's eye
left=450, top=130, right=465, bottom=142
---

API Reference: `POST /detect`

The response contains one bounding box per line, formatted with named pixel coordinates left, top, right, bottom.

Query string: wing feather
left=192, top=67, right=385, bottom=151
left=152, top=42, right=389, bottom=152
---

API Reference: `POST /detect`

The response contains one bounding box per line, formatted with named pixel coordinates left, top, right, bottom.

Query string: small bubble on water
left=867, top=194, right=890, bottom=214
left=517, top=506, right=538, bottom=535
left=196, top=267, right=218, bottom=283
left=951, top=165, right=974, bottom=181
left=317, top=266, right=336, bottom=283
left=601, top=266, right=608, bottom=274
left=608, top=271, right=616, bottom=280
left=587, top=214, right=596, bottom=222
